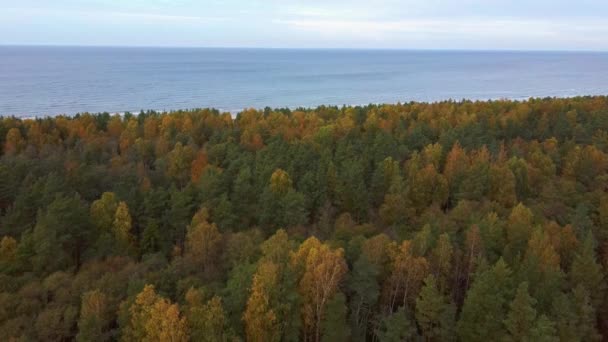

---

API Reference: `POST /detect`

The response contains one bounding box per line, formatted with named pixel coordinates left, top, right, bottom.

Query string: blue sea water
left=1, top=46, right=608, bottom=117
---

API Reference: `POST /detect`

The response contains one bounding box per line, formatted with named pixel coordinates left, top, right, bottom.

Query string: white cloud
left=3, top=1, right=608, bottom=49
left=108, top=11, right=222, bottom=22
left=282, top=5, right=370, bottom=19
left=275, top=17, right=608, bottom=47
left=3, top=7, right=225, bottom=23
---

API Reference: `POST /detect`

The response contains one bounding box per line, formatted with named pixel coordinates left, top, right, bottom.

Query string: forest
left=1, top=96, right=608, bottom=341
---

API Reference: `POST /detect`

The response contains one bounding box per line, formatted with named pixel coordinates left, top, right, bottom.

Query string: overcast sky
left=1, top=0, right=608, bottom=50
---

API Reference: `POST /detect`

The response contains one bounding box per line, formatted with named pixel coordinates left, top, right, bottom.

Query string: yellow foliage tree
left=243, top=261, right=281, bottom=342
left=383, top=240, right=429, bottom=313
left=113, top=201, right=134, bottom=251
left=167, top=142, right=196, bottom=185
left=77, top=289, right=110, bottom=341
left=122, top=284, right=189, bottom=342
left=270, top=169, right=292, bottom=195
left=91, top=192, right=118, bottom=231
left=0, top=236, right=17, bottom=264
left=190, top=149, right=208, bottom=184
left=443, top=142, right=468, bottom=184
left=185, top=208, right=222, bottom=274
left=291, top=237, right=348, bottom=342
left=145, top=300, right=189, bottom=342
left=107, top=115, right=123, bottom=138
left=4, top=127, right=24, bottom=155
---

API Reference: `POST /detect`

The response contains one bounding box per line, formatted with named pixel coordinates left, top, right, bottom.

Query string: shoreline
left=4, top=94, right=608, bottom=120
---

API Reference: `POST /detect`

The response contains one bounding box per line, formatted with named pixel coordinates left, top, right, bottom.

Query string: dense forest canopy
left=1, top=96, right=608, bottom=341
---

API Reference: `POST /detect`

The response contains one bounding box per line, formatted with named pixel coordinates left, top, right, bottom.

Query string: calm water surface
left=1, top=46, right=607, bottom=117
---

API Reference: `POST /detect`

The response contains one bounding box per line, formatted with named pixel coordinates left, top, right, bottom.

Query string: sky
left=1, top=0, right=608, bottom=50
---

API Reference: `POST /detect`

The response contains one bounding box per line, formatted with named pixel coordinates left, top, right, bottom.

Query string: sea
left=1, top=46, right=608, bottom=117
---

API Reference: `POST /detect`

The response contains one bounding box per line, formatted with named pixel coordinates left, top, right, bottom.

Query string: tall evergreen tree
left=569, top=231, right=606, bottom=307
left=321, top=293, right=350, bottom=342
left=375, top=306, right=416, bottom=342
left=457, top=259, right=512, bottom=342
left=503, top=282, right=537, bottom=342
left=415, top=275, right=455, bottom=341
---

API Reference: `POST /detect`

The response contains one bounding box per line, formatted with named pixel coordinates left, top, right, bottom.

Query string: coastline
left=5, top=94, right=608, bottom=120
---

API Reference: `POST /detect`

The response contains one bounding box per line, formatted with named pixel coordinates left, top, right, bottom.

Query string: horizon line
left=1, top=43, right=607, bottom=54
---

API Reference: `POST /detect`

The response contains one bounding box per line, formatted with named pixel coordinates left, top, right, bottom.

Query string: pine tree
left=321, top=292, right=350, bottom=342
left=569, top=231, right=606, bottom=307
left=504, top=282, right=537, bottom=341
left=415, top=275, right=455, bottom=341
left=572, top=285, right=601, bottom=341
left=489, top=164, right=517, bottom=207
left=259, top=170, right=308, bottom=231
left=520, top=227, right=564, bottom=311
left=550, top=293, right=579, bottom=342
left=530, top=315, right=558, bottom=342
left=431, top=233, right=453, bottom=294
left=505, top=203, right=534, bottom=262
left=457, top=259, right=512, bottom=342
left=348, top=255, right=380, bottom=338
left=231, top=166, right=256, bottom=226
left=140, top=220, right=162, bottom=255
left=32, top=194, right=92, bottom=274
left=375, top=306, right=416, bottom=342
left=186, top=288, right=233, bottom=342
left=222, top=262, right=256, bottom=335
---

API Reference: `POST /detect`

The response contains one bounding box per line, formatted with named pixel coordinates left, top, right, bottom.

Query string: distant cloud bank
left=2, top=0, right=607, bottom=50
